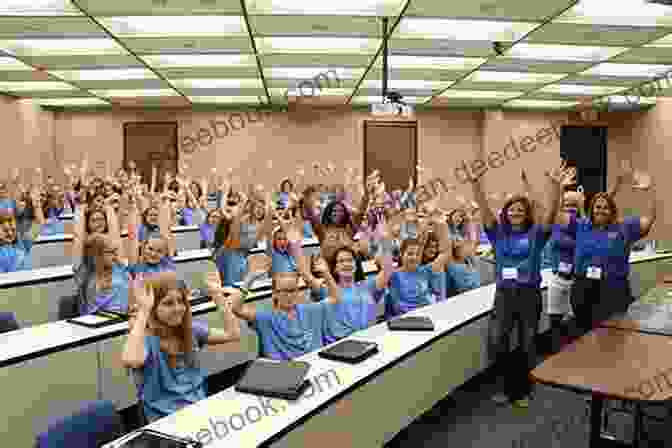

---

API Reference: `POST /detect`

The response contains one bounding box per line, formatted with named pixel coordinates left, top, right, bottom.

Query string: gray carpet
left=386, top=361, right=671, bottom=448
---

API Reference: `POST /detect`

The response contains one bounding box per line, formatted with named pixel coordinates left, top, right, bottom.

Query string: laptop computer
left=235, top=359, right=311, bottom=401
left=318, top=339, right=379, bottom=364
left=110, top=428, right=202, bottom=447
left=387, top=316, right=435, bottom=331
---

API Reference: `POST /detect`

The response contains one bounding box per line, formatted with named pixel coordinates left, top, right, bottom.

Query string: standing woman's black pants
left=570, top=276, right=634, bottom=336
left=488, top=285, right=542, bottom=401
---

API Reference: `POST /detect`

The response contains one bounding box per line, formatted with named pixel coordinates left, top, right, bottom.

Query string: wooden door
left=363, top=121, right=417, bottom=192
left=123, top=122, right=178, bottom=190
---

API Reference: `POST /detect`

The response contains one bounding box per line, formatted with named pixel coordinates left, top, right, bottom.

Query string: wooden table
left=530, top=327, right=672, bottom=447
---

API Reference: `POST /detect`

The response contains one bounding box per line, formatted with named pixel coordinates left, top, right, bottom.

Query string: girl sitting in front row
left=122, top=273, right=240, bottom=423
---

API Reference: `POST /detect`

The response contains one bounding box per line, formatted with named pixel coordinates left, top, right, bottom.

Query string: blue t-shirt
left=253, top=302, right=330, bottom=360
left=446, top=263, right=481, bottom=295
left=303, top=220, right=314, bottom=239
left=129, top=256, right=176, bottom=278
left=322, top=276, right=383, bottom=344
left=84, top=264, right=131, bottom=314
left=177, top=208, right=194, bottom=226
left=388, top=266, right=444, bottom=316
left=39, top=210, right=66, bottom=236
left=0, top=240, right=31, bottom=273
left=214, top=223, right=258, bottom=286
left=0, top=198, right=16, bottom=215
left=485, top=223, right=549, bottom=288
left=266, top=244, right=297, bottom=273
left=134, top=322, right=209, bottom=423
left=574, top=216, right=640, bottom=281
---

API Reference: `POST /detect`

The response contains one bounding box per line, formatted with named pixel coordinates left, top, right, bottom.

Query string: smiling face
left=87, top=210, right=107, bottom=234
left=506, top=200, right=528, bottom=227
left=272, top=273, right=301, bottom=311
left=144, top=207, right=159, bottom=226
left=0, top=216, right=16, bottom=244
left=591, top=196, right=613, bottom=226
left=401, top=243, right=422, bottom=271
left=154, top=289, right=187, bottom=328
left=142, top=238, right=166, bottom=265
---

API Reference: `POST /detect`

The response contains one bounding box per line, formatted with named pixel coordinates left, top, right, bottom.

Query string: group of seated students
left=0, top=157, right=658, bottom=425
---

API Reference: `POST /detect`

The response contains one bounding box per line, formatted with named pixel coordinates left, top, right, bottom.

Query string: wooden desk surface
left=530, top=327, right=672, bottom=402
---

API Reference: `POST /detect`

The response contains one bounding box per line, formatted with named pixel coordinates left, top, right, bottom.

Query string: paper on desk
left=70, top=314, right=113, bottom=326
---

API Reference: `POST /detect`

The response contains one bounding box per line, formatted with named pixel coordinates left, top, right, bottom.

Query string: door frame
left=123, top=121, right=179, bottom=183
left=363, top=120, right=418, bottom=191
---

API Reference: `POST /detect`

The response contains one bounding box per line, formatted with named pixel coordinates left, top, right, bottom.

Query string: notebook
left=318, top=339, right=379, bottom=364
left=235, top=359, right=311, bottom=400
left=387, top=316, right=435, bottom=331
left=67, top=311, right=127, bottom=328
left=110, top=429, right=201, bottom=448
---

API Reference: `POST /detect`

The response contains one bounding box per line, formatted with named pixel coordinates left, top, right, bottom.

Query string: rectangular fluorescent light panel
left=255, top=37, right=381, bottom=54
left=388, top=56, right=487, bottom=70
left=245, top=0, right=405, bottom=16
left=504, top=99, right=578, bottom=108
left=36, top=98, right=110, bottom=106
left=285, top=87, right=350, bottom=96
left=395, top=18, right=539, bottom=41
left=0, top=81, right=76, bottom=91
left=92, top=89, right=178, bottom=97
left=605, top=95, right=657, bottom=104
left=362, top=79, right=451, bottom=89
left=505, top=44, right=629, bottom=62
left=170, top=79, right=262, bottom=89
left=98, top=16, right=247, bottom=37
left=538, top=84, right=625, bottom=95
left=0, top=0, right=81, bottom=16
left=581, top=63, right=672, bottom=77
left=189, top=96, right=261, bottom=104
left=439, top=90, right=523, bottom=99
left=0, top=39, right=127, bottom=57
left=265, top=67, right=363, bottom=79
left=555, top=0, right=672, bottom=27
left=465, top=71, right=567, bottom=83
left=0, top=57, right=33, bottom=71
left=141, top=54, right=256, bottom=67
left=51, top=68, right=157, bottom=81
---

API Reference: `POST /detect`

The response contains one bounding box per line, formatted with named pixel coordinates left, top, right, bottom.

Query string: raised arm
left=470, top=177, right=497, bottom=229
left=121, top=279, right=152, bottom=369
left=541, top=161, right=572, bottom=227
left=633, top=172, right=657, bottom=239
left=203, top=285, right=241, bottom=344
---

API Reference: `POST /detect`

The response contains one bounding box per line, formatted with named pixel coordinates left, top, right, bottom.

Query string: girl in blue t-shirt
left=471, top=162, right=568, bottom=408
left=123, top=273, right=240, bottom=422
left=318, top=244, right=392, bottom=344
left=445, top=239, right=481, bottom=297
left=557, top=173, right=656, bottom=335
left=387, top=220, right=452, bottom=317
left=199, top=209, right=219, bottom=249
left=0, top=190, right=44, bottom=273
left=267, top=227, right=297, bottom=273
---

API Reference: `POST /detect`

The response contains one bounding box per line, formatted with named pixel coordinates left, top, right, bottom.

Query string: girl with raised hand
left=445, top=239, right=481, bottom=296
left=386, top=214, right=452, bottom=317
left=123, top=272, right=240, bottom=423
left=225, top=213, right=342, bottom=360
left=471, top=160, right=569, bottom=408
left=0, top=187, right=44, bottom=273
left=199, top=209, right=220, bottom=249
left=556, top=163, right=657, bottom=337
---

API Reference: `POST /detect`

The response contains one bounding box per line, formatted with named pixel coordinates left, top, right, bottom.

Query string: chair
left=0, top=312, right=19, bottom=333
left=57, top=295, right=81, bottom=320
left=35, top=400, right=123, bottom=448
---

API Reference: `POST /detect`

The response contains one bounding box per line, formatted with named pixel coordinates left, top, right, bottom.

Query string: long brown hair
left=500, top=195, right=535, bottom=229
left=147, top=275, right=194, bottom=369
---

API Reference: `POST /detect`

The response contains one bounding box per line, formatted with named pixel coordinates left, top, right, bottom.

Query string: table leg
left=590, top=394, right=605, bottom=448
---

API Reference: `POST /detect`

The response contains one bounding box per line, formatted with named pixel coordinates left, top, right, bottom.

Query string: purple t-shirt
left=574, top=215, right=641, bottom=281
left=485, top=223, right=549, bottom=288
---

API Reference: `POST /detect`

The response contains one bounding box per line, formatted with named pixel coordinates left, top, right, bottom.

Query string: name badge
left=502, top=267, right=518, bottom=280
left=558, top=262, right=573, bottom=274
left=587, top=266, right=602, bottom=280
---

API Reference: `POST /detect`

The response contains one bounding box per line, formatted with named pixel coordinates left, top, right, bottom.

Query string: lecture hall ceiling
left=0, top=0, right=669, bottom=110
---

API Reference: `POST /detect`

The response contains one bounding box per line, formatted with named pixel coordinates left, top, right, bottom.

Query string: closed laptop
left=387, top=316, right=435, bottom=331
left=235, top=359, right=310, bottom=401
left=318, top=339, right=379, bottom=364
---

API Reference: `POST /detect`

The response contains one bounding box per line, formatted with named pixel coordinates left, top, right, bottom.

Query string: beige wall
left=4, top=94, right=668, bottom=237
left=0, top=95, right=54, bottom=182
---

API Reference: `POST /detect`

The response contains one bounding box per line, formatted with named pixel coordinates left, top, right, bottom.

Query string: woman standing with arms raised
left=471, top=161, right=571, bottom=408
